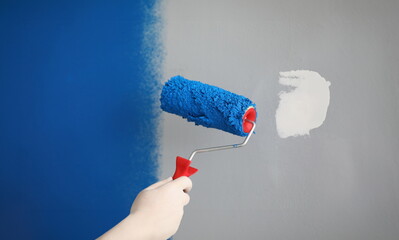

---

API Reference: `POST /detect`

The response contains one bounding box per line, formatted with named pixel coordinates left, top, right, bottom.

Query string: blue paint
left=0, top=1, right=160, bottom=239
left=160, top=76, right=256, bottom=136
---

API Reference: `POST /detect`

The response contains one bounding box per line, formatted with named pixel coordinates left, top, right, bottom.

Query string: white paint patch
left=275, top=70, right=331, bottom=138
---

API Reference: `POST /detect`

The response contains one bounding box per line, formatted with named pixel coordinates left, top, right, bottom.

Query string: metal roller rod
left=188, top=120, right=256, bottom=161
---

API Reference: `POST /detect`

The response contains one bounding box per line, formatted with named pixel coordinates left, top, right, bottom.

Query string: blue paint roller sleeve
left=160, top=76, right=256, bottom=136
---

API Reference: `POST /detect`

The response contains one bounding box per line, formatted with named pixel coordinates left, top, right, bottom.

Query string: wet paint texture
left=160, top=76, right=255, bottom=136
left=0, top=1, right=159, bottom=239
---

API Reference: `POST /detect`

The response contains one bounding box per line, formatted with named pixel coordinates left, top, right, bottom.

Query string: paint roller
left=160, top=76, right=257, bottom=179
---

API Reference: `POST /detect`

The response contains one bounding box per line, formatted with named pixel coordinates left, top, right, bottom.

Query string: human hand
left=97, top=177, right=192, bottom=240
left=130, top=176, right=192, bottom=240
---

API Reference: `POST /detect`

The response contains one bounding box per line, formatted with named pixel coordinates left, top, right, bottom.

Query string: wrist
left=97, top=213, right=155, bottom=240
left=127, top=212, right=158, bottom=240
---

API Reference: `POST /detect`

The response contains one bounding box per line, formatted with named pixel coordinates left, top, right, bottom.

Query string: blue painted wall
left=0, top=1, right=159, bottom=239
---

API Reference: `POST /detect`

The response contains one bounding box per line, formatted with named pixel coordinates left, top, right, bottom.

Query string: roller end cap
left=243, top=107, right=257, bottom=133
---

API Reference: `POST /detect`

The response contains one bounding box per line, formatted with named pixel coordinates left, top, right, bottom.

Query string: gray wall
left=160, top=0, right=399, bottom=239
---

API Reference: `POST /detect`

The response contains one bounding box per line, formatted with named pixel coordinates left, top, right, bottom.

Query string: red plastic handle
left=172, top=156, right=198, bottom=180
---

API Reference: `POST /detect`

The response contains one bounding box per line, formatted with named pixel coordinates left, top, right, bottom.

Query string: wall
left=0, top=1, right=160, bottom=239
left=160, top=0, right=399, bottom=239
left=1, top=1, right=398, bottom=239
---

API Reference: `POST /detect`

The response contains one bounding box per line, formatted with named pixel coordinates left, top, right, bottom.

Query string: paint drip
left=275, top=70, right=331, bottom=138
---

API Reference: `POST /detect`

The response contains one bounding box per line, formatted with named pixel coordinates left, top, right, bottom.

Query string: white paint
left=275, top=70, right=331, bottom=138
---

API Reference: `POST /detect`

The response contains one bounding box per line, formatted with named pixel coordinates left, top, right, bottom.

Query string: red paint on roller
left=172, top=156, right=198, bottom=180
left=243, top=107, right=257, bottom=133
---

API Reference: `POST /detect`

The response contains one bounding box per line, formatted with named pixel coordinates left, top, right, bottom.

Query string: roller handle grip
left=172, top=156, right=198, bottom=180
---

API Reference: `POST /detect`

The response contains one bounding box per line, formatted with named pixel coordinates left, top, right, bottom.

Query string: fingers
left=172, top=176, right=193, bottom=193
left=182, top=192, right=190, bottom=206
left=149, top=177, right=192, bottom=206
left=145, top=177, right=173, bottom=190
